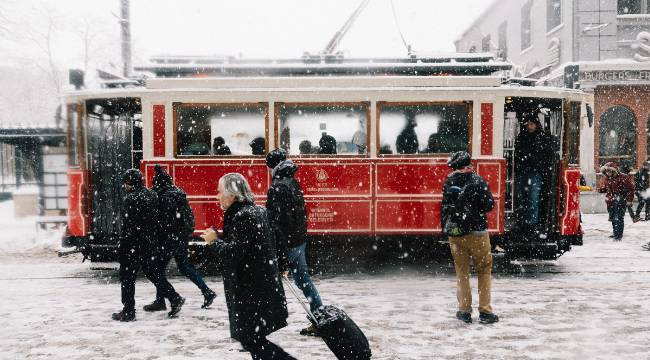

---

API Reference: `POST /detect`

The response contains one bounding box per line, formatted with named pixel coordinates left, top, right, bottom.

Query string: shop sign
left=580, top=70, right=650, bottom=82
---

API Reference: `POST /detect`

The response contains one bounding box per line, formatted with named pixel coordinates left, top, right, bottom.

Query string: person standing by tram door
left=142, top=165, right=217, bottom=312
left=112, top=169, right=185, bottom=321
left=599, top=162, right=635, bottom=241
left=634, top=161, right=650, bottom=222
left=266, top=149, right=325, bottom=336
left=201, top=173, right=296, bottom=360
left=442, top=151, right=499, bottom=325
left=514, top=114, right=554, bottom=235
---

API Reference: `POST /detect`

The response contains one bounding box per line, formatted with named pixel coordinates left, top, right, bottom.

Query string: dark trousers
left=120, top=253, right=180, bottom=312
left=607, top=204, right=626, bottom=239
left=156, top=239, right=209, bottom=302
left=242, top=337, right=296, bottom=360
left=636, top=192, right=649, bottom=219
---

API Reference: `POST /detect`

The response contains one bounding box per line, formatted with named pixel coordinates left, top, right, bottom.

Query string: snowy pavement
left=1, top=213, right=650, bottom=359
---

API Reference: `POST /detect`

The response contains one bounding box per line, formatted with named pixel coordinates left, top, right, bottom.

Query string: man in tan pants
left=442, top=151, right=499, bottom=324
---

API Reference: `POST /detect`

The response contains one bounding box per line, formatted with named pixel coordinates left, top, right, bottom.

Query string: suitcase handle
left=282, top=276, right=318, bottom=324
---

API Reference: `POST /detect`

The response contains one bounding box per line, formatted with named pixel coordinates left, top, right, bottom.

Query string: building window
left=378, top=103, right=470, bottom=155
left=277, top=103, right=369, bottom=155
left=618, top=0, right=643, bottom=14
left=482, top=35, right=491, bottom=52
left=546, top=0, right=562, bottom=31
left=498, top=21, right=508, bottom=59
left=175, top=103, right=267, bottom=156
left=521, top=1, right=533, bottom=51
left=599, top=106, right=637, bottom=167
left=647, top=114, right=650, bottom=160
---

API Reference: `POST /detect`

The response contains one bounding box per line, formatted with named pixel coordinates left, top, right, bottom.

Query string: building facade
left=456, top=0, right=650, bottom=171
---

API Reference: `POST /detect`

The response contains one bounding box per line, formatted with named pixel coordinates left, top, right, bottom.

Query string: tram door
left=85, top=98, right=142, bottom=245
left=503, top=97, right=563, bottom=239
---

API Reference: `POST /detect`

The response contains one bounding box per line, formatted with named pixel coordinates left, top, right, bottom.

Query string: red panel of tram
left=375, top=159, right=448, bottom=195
left=375, top=200, right=440, bottom=233
left=306, top=200, right=372, bottom=232
left=561, top=168, right=582, bottom=236
left=67, top=170, right=88, bottom=236
left=173, top=162, right=268, bottom=197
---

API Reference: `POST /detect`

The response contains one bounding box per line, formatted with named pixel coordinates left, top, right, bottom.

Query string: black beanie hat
left=266, top=148, right=287, bottom=169
left=447, top=151, right=472, bottom=170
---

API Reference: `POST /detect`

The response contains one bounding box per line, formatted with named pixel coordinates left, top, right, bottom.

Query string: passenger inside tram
left=421, top=133, right=441, bottom=154
left=396, top=112, right=419, bottom=154
left=318, top=134, right=337, bottom=154
left=351, top=117, right=367, bottom=154
left=299, top=140, right=314, bottom=154
left=249, top=137, right=266, bottom=155
left=212, top=136, right=232, bottom=155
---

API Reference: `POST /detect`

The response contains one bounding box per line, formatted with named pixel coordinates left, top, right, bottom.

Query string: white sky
left=1, top=0, right=494, bottom=67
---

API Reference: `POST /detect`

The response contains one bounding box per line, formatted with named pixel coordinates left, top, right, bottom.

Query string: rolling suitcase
left=283, top=277, right=372, bottom=360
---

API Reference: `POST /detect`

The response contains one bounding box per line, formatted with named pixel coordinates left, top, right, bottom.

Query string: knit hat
left=600, top=162, right=619, bottom=175
left=447, top=151, right=472, bottom=170
left=266, top=148, right=287, bottom=169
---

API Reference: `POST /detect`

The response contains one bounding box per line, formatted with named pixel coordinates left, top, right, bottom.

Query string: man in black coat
left=396, top=112, right=419, bottom=154
left=442, top=151, right=498, bottom=325
left=142, top=165, right=216, bottom=312
left=202, top=173, right=295, bottom=360
left=635, top=161, right=650, bottom=221
left=266, top=149, right=324, bottom=336
left=112, top=169, right=185, bottom=321
left=514, top=114, right=554, bottom=229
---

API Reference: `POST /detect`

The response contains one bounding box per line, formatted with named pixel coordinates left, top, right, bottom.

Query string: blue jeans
left=288, top=243, right=323, bottom=312
left=516, top=172, right=542, bottom=226
left=607, top=204, right=625, bottom=239
left=156, top=240, right=210, bottom=302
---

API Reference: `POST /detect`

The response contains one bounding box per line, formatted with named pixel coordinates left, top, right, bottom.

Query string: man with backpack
left=142, top=165, right=216, bottom=312
left=441, top=151, right=499, bottom=324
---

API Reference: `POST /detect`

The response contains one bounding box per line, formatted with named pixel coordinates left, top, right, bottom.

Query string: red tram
left=62, top=55, right=594, bottom=262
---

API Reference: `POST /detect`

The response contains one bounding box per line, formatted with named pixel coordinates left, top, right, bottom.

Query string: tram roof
left=134, top=53, right=512, bottom=78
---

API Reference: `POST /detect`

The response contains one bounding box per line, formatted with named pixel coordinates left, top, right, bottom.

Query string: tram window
left=66, top=104, right=79, bottom=167
left=276, top=104, right=369, bottom=155
left=564, top=102, right=580, bottom=165
left=378, top=103, right=470, bottom=155
left=175, top=104, right=266, bottom=156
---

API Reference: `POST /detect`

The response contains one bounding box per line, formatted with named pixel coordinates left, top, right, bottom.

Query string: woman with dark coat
left=202, top=173, right=295, bottom=360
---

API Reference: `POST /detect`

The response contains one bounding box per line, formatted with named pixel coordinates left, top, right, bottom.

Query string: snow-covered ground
left=0, top=204, right=649, bottom=359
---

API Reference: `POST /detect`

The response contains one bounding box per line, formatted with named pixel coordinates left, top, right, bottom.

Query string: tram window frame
left=563, top=101, right=581, bottom=166
left=173, top=102, right=269, bottom=158
left=274, top=102, right=371, bottom=157
left=376, top=101, right=473, bottom=157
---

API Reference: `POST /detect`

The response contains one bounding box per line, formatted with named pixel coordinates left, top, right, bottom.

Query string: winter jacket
left=396, top=125, right=418, bottom=154
left=635, top=168, right=649, bottom=194
left=600, top=170, right=635, bottom=208
left=213, top=201, right=288, bottom=343
left=119, top=173, right=160, bottom=259
left=514, top=128, right=555, bottom=176
left=152, top=165, right=195, bottom=252
left=441, top=171, right=495, bottom=234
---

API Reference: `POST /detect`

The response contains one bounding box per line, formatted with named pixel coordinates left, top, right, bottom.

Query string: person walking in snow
left=201, top=173, right=295, bottom=360
left=142, top=165, right=216, bottom=313
left=265, top=148, right=324, bottom=336
left=599, top=162, right=635, bottom=241
left=112, top=169, right=184, bottom=322
left=634, top=161, right=650, bottom=221
left=442, top=151, right=499, bottom=325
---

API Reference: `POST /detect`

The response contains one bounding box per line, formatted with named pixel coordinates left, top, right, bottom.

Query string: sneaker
left=299, top=324, right=319, bottom=336
left=455, top=311, right=472, bottom=324
left=608, top=235, right=615, bottom=238
left=111, top=310, right=135, bottom=322
left=633, top=217, right=641, bottom=223
left=143, top=300, right=166, bottom=312
left=202, top=290, right=217, bottom=309
left=613, top=237, right=622, bottom=241
left=168, top=297, right=185, bottom=318
left=642, top=243, right=650, bottom=250
left=479, top=312, right=499, bottom=324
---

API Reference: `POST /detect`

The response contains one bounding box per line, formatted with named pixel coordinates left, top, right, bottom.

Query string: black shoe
left=608, top=235, right=615, bottom=238
left=299, top=324, right=319, bottom=337
left=456, top=311, right=472, bottom=324
left=202, top=290, right=216, bottom=309
left=642, top=243, right=650, bottom=250
left=143, top=300, right=166, bottom=312
left=168, top=297, right=185, bottom=318
left=479, top=312, right=499, bottom=324
left=613, top=237, right=622, bottom=241
left=111, top=310, right=135, bottom=322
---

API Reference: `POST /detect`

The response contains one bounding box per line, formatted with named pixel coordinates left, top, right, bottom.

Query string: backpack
left=443, top=185, right=470, bottom=237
